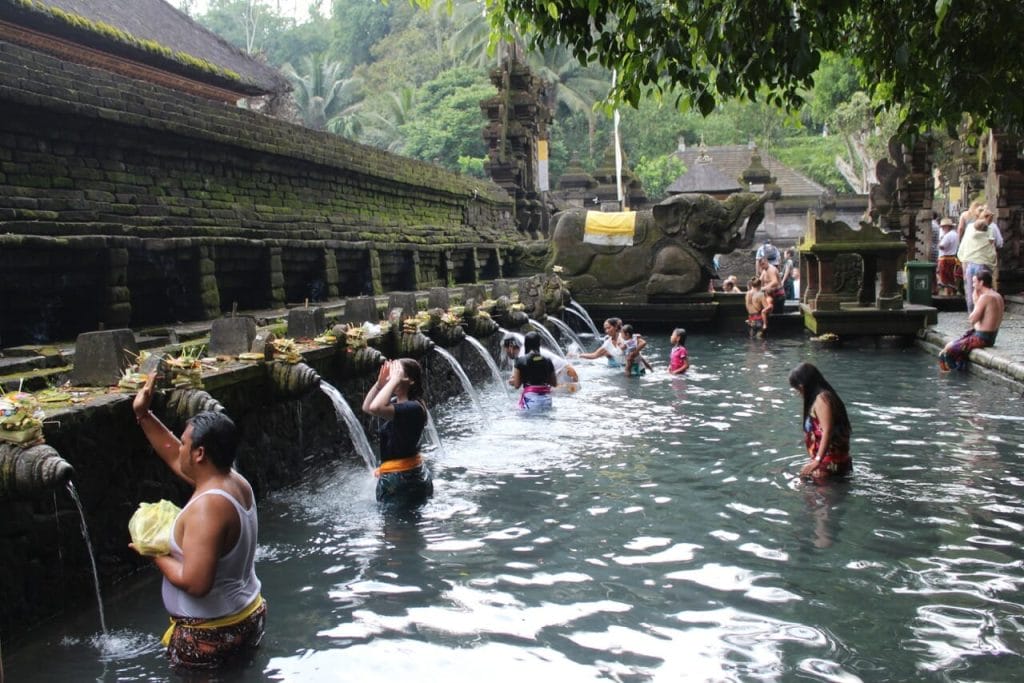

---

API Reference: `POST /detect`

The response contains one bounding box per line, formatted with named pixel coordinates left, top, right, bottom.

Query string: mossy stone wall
left=0, top=40, right=516, bottom=344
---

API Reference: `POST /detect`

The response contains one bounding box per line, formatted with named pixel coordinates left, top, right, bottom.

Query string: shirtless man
left=758, top=256, right=785, bottom=313
left=745, top=276, right=772, bottom=338
left=938, top=269, right=1004, bottom=371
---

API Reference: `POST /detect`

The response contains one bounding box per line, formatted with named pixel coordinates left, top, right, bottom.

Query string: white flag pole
left=612, top=69, right=624, bottom=209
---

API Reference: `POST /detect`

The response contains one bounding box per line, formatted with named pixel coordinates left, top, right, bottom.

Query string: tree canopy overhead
left=476, top=0, right=1024, bottom=135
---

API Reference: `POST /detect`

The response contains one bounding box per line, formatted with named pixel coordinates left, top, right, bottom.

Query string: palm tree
left=281, top=52, right=364, bottom=135
left=527, top=45, right=611, bottom=159
left=362, top=87, right=417, bottom=153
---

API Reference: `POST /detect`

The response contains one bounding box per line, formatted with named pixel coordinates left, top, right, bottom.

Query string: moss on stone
left=15, top=0, right=242, bottom=83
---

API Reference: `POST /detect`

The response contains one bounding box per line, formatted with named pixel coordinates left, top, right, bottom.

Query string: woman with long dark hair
left=362, top=358, right=433, bottom=505
left=788, top=362, right=852, bottom=481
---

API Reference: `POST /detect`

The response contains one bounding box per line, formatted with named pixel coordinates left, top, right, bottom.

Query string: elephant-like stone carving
left=549, top=192, right=769, bottom=301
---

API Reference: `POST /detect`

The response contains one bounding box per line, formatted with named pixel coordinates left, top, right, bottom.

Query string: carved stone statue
left=548, top=192, right=769, bottom=301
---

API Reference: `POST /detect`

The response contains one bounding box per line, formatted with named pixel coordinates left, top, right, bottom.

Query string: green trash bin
left=905, top=261, right=934, bottom=305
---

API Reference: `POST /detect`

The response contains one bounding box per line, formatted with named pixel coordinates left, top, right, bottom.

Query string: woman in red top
left=788, top=362, right=852, bottom=481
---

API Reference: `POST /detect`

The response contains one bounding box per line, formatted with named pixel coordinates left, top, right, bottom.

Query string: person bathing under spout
left=362, top=358, right=434, bottom=506
left=132, top=373, right=267, bottom=672
left=510, top=331, right=557, bottom=411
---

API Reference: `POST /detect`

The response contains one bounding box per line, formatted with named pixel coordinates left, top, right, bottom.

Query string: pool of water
left=7, top=335, right=1024, bottom=681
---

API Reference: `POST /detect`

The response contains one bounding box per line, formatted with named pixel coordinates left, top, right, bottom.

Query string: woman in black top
left=510, top=332, right=557, bottom=411
left=362, top=358, right=433, bottom=505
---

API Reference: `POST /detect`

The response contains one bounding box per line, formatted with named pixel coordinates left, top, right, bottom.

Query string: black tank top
left=515, top=352, right=554, bottom=386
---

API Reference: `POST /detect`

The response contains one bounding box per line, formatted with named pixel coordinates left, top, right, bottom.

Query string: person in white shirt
left=935, top=217, right=960, bottom=296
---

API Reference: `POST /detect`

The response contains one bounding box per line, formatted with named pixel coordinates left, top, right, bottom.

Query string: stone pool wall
left=0, top=335, right=499, bottom=643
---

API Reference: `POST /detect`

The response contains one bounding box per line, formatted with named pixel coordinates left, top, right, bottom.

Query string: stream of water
left=320, top=381, right=377, bottom=471
left=8, top=335, right=1024, bottom=681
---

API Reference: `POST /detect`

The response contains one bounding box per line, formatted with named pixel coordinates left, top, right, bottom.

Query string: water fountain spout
left=0, top=442, right=74, bottom=500
left=164, top=389, right=225, bottom=426
left=267, top=361, right=322, bottom=399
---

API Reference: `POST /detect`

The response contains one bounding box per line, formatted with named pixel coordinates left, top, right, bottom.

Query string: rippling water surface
left=8, top=336, right=1024, bottom=681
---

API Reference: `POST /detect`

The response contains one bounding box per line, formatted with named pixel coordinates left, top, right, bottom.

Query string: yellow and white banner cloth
left=584, top=210, right=636, bottom=246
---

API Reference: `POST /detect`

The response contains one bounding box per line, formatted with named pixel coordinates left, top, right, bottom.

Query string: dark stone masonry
left=0, top=39, right=518, bottom=346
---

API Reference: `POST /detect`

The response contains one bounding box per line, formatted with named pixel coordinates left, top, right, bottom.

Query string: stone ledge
left=916, top=328, right=1024, bottom=389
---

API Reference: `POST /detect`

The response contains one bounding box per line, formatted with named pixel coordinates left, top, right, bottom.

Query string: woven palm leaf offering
left=0, top=390, right=45, bottom=445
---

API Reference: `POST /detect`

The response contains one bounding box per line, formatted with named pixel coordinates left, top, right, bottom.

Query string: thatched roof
left=672, top=145, right=825, bottom=198
left=2, top=0, right=289, bottom=95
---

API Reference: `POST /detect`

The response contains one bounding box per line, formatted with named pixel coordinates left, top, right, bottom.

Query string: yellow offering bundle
left=128, top=500, right=181, bottom=556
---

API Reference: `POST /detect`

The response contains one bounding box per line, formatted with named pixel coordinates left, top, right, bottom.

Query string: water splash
left=65, top=481, right=107, bottom=635
left=526, top=318, right=566, bottom=359
left=547, top=316, right=585, bottom=352
left=462, top=335, right=510, bottom=397
left=320, top=381, right=377, bottom=471
left=567, top=300, right=601, bottom=337
left=432, top=346, right=488, bottom=425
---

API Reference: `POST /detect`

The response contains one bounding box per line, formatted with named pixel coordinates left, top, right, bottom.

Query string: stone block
left=427, top=287, right=450, bottom=310
left=341, top=296, right=379, bottom=324
left=491, top=280, right=512, bottom=299
left=208, top=316, right=257, bottom=356
left=462, top=284, right=487, bottom=306
left=71, top=329, right=139, bottom=387
left=250, top=329, right=276, bottom=358
left=387, top=292, right=419, bottom=319
left=287, top=307, right=325, bottom=340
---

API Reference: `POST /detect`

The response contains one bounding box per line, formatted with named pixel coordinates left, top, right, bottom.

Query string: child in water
left=619, top=324, right=649, bottom=376
left=668, top=327, right=689, bottom=375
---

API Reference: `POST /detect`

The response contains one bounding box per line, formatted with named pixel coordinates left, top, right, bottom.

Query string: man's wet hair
left=188, top=411, right=239, bottom=471
left=502, top=335, right=521, bottom=350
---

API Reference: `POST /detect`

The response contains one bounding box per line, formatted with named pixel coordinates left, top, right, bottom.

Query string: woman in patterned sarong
left=789, top=362, right=852, bottom=482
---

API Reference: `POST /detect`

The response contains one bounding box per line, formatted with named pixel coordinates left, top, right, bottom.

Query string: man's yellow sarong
left=162, top=593, right=265, bottom=646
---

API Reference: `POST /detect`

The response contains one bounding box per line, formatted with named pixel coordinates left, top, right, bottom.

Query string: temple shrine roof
left=672, top=144, right=826, bottom=198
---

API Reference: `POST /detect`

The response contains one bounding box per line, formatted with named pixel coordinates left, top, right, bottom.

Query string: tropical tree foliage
left=192, top=0, right=946, bottom=191
left=633, top=155, right=686, bottom=203
left=481, top=0, right=1024, bottom=135
left=400, top=66, right=496, bottom=170
left=281, top=52, right=364, bottom=133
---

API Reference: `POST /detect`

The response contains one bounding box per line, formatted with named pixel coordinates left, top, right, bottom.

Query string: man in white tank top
left=133, top=372, right=265, bottom=670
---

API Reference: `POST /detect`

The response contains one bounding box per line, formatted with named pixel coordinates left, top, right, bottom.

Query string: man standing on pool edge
left=132, top=372, right=266, bottom=671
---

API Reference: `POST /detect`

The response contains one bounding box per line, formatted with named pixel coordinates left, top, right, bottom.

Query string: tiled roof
left=672, top=145, right=826, bottom=198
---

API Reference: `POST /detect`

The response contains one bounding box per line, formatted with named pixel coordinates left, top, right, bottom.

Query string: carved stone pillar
left=859, top=255, right=877, bottom=306
left=876, top=254, right=903, bottom=310
left=323, top=248, right=339, bottom=300
left=104, top=247, right=131, bottom=329
left=197, top=245, right=220, bottom=319
left=802, top=253, right=819, bottom=306
left=813, top=255, right=841, bottom=311
left=267, top=245, right=285, bottom=308
left=987, top=130, right=1024, bottom=294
